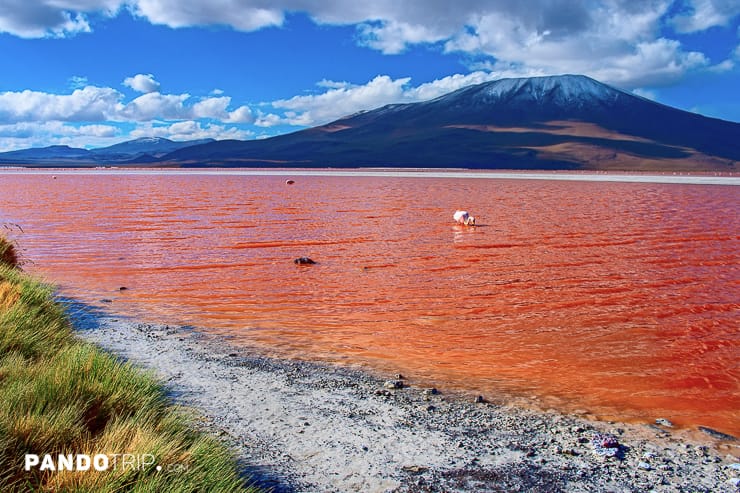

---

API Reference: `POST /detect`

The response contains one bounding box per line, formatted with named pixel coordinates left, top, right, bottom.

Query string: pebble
left=695, top=446, right=709, bottom=457
left=474, top=395, right=485, bottom=403
left=591, top=433, right=620, bottom=457
left=423, top=388, right=439, bottom=396
left=383, top=380, right=404, bottom=389
left=655, top=418, right=673, bottom=428
left=729, top=463, right=740, bottom=470
left=638, top=461, right=652, bottom=471
left=727, top=478, right=740, bottom=487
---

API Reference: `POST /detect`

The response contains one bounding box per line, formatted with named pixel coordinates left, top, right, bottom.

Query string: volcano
left=162, top=75, right=738, bottom=171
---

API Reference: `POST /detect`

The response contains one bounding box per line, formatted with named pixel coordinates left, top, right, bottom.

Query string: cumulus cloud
left=118, top=92, right=190, bottom=120
left=123, top=73, right=161, bottom=93
left=0, top=79, right=256, bottom=127
left=0, top=86, right=122, bottom=123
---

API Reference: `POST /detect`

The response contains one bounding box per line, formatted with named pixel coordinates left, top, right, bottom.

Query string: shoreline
left=1, top=167, right=739, bottom=185
left=67, top=300, right=739, bottom=492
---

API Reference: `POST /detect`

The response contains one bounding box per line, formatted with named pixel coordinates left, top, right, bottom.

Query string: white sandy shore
left=67, top=301, right=739, bottom=492
left=2, top=168, right=739, bottom=185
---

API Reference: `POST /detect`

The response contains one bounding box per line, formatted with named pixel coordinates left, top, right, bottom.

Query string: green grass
left=0, top=257, right=258, bottom=492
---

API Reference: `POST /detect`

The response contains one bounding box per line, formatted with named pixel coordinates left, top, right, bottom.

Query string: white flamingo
left=453, top=210, right=476, bottom=226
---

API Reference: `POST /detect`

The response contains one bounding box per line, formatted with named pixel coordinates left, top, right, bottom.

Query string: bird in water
left=453, top=210, right=476, bottom=226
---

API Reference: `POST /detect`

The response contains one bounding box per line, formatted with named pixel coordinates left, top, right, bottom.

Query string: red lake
left=1, top=170, right=738, bottom=436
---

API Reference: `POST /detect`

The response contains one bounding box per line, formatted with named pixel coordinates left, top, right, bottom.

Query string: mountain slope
left=164, top=75, right=739, bottom=171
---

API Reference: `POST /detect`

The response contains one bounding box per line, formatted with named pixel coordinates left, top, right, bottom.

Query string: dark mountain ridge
left=0, top=137, right=214, bottom=166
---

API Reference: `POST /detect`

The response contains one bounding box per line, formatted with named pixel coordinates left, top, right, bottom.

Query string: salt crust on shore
left=68, top=302, right=738, bottom=492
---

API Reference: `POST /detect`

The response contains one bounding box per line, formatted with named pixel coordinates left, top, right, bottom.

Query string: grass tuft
left=0, top=235, right=19, bottom=269
left=0, top=264, right=257, bottom=492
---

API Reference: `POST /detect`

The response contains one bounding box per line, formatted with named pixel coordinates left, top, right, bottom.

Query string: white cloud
left=0, top=1, right=737, bottom=93
left=130, top=120, right=253, bottom=141
left=708, top=58, right=734, bottom=72
left=254, top=111, right=283, bottom=128
left=358, top=19, right=450, bottom=54
left=271, top=75, right=410, bottom=125
left=404, top=71, right=505, bottom=101
left=316, top=79, right=352, bottom=89
left=191, top=96, right=254, bottom=123
left=0, top=0, right=118, bottom=38
left=0, top=121, right=119, bottom=151
left=132, top=0, right=284, bottom=30
left=632, top=88, right=658, bottom=100
left=0, top=86, right=122, bottom=123
left=262, top=71, right=535, bottom=127
left=118, top=92, right=190, bottom=121
left=672, top=0, right=740, bottom=33
left=589, top=38, right=710, bottom=87
left=0, top=84, right=257, bottom=126
left=68, top=75, right=89, bottom=89
left=0, top=76, right=259, bottom=151
left=192, top=96, right=230, bottom=120
left=123, top=73, right=161, bottom=93
left=226, top=105, right=253, bottom=123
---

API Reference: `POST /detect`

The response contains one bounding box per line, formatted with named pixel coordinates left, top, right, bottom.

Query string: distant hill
left=163, top=75, right=739, bottom=171
left=0, top=137, right=214, bottom=166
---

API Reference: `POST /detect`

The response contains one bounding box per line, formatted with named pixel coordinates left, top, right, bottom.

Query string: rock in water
left=294, top=257, right=316, bottom=265
left=698, top=426, right=736, bottom=441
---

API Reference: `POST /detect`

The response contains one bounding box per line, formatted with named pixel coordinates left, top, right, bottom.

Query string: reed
left=0, top=261, right=256, bottom=492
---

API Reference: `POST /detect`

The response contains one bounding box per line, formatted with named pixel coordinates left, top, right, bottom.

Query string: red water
left=1, top=171, right=738, bottom=435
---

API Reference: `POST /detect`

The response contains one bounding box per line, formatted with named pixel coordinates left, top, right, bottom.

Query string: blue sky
left=0, top=1, right=738, bottom=151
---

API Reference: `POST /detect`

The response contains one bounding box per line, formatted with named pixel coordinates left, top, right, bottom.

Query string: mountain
left=0, top=137, right=214, bottom=166
left=89, top=137, right=215, bottom=160
left=163, top=75, right=738, bottom=171
left=0, top=145, right=93, bottom=164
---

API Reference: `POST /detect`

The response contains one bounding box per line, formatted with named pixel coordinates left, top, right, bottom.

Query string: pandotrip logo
left=23, top=454, right=187, bottom=473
